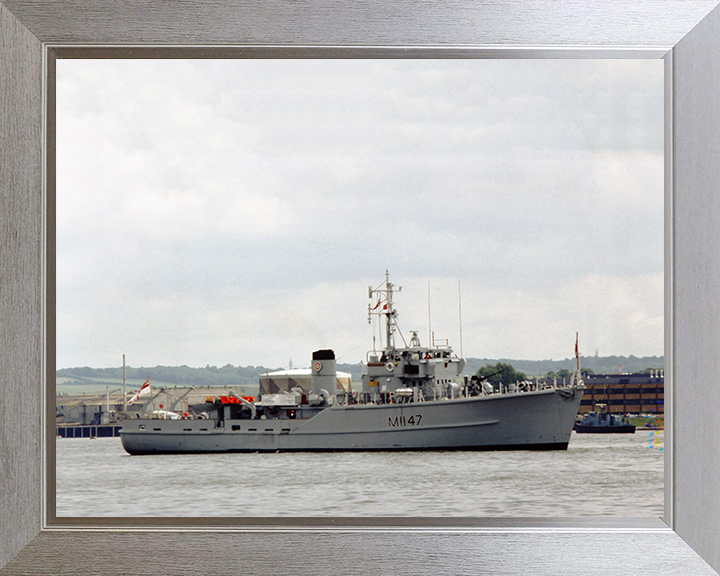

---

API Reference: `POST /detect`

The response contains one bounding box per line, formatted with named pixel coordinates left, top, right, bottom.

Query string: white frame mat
left=2, top=1, right=720, bottom=574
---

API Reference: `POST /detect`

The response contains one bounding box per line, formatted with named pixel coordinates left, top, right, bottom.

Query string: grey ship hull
left=120, top=386, right=583, bottom=455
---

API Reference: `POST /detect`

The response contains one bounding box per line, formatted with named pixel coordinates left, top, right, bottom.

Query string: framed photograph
left=2, top=1, right=720, bottom=574
left=52, top=56, right=665, bottom=519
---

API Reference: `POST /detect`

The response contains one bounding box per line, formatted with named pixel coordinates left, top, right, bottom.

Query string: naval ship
left=121, top=272, right=584, bottom=454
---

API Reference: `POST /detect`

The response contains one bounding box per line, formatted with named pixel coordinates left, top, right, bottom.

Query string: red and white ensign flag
left=128, top=378, right=151, bottom=405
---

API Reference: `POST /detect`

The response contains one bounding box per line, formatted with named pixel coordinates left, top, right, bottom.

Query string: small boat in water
left=574, top=404, right=636, bottom=434
left=121, top=272, right=585, bottom=454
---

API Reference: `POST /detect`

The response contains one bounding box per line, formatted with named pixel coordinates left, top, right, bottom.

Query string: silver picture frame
left=2, top=1, right=720, bottom=574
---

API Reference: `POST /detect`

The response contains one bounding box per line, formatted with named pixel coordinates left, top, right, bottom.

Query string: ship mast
left=368, top=270, right=402, bottom=352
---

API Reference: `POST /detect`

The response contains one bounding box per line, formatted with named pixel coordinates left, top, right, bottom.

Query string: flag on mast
left=575, top=333, right=580, bottom=372
left=128, top=378, right=151, bottom=405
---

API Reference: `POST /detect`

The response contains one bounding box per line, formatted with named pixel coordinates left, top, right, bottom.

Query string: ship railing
left=351, top=376, right=575, bottom=406
left=493, top=379, right=570, bottom=395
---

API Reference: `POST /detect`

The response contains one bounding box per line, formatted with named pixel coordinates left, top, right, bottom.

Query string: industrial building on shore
left=578, top=371, right=664, bottom=414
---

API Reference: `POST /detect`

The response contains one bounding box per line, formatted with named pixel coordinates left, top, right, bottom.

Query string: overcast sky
left=56, top=59, right=664, bottom=370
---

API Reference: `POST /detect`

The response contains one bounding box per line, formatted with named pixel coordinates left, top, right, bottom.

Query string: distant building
left=579, top=372, right=664, bottom=414
left=56, top=395, right=126, bottom=426
left=56, top=388, right=197, bottom=425
left=258, top=369, right=352, bottom=395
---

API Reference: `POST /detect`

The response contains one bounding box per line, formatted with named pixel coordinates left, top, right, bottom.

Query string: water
left=56, top=432, right=663, bottom=517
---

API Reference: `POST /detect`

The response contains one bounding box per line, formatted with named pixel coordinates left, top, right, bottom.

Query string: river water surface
left=56, top=431, right=663, bottom=517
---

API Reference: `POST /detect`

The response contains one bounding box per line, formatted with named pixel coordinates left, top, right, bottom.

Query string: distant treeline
left=464, top=355, right=664, bottom=377
left=57, top=355, right=663, bottom=388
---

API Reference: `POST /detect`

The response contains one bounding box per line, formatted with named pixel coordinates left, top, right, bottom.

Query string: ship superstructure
left=361, top=272, right=469, bottom=406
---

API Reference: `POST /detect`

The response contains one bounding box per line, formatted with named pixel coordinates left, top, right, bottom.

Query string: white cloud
left=56, top=59, right=664, bottom=368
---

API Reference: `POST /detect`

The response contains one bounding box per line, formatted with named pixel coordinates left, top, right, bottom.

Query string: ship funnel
left=311, top=349, right=337, bottom=394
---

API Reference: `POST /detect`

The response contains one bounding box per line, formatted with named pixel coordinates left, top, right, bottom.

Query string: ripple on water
left=55, top=432, right=663, bottom=517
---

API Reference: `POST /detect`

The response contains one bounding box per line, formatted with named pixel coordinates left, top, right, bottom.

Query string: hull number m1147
left=388, top=414, right=422, bottom=428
